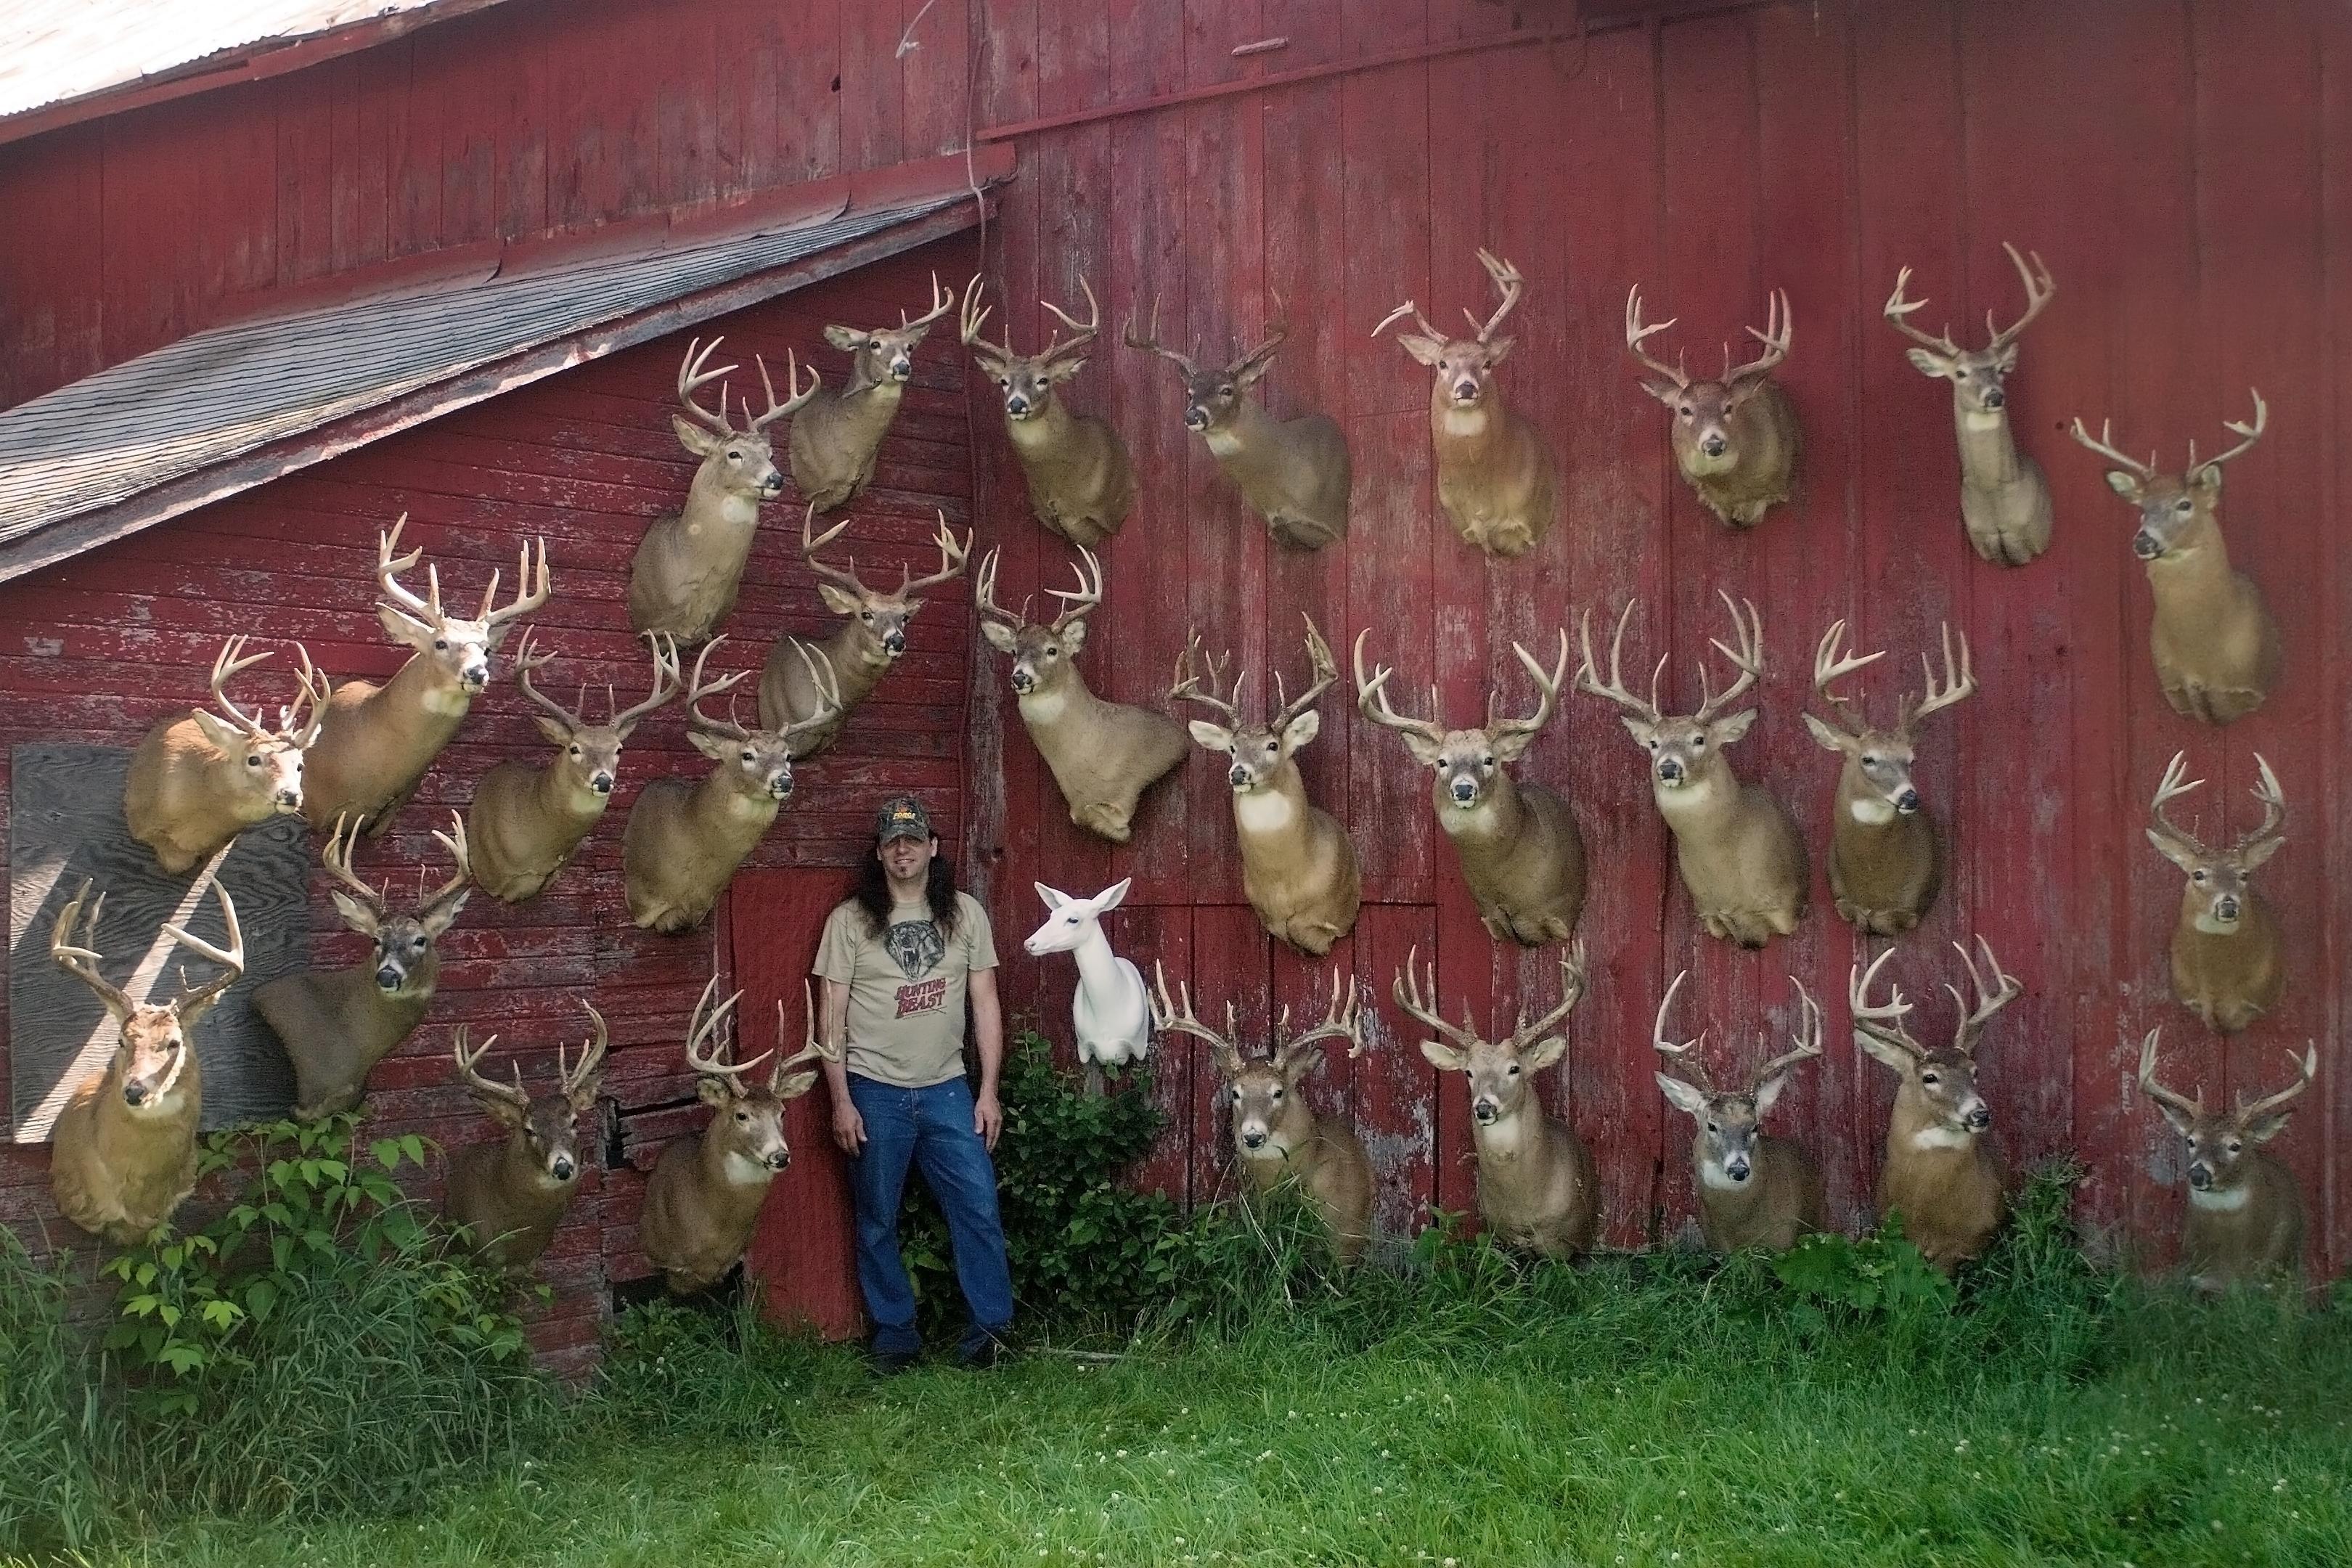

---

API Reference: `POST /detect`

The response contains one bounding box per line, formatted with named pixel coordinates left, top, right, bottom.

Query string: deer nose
left=590, top=773, right=614, bottom=794
left=1241, top=1130, right=1267, bottom=1150
left=1006, top=393, right=1031, bottom=417
left=274, top=788, right=302, bottom=809
left=1724, top=1158, right=1751, bottom=1183
left=769, top=775, right=795, bottom=799
left=1657, top=759, right=1684, bottom=783
left=767, top=1150, right=791, bottom=1172
left=890, top=356, right=912, bottom=380
left=550, top=1156, right=576, bottom=1182
left=2189, top=1164, right=2213, bottom=1190
left=1228, top=765, right=1251, bottom=788
left=1895, top=788, right=1921, bottom=814
left=1701, top=435, right=1727, bottom=458
left=1472, top=1100, right=1498, bottom=1125
left=461, top=663, right=489, bottom=690
left=123, top=1080, right=150, bottom=1107
left=1982, top=388, right=2006, bottom=409
left=1184, top=407, right=1210, bottom=431
left=760, top=473, right=785, bottom=496
left=2215, top=897, right=2240, bottom=921
left=1450, top=778, right=1479, bottom=804
left=2133, top=528, right=2163, bottom=560
left=1966, top=1106, right=1992, bottom=1131
left=1010, top=669, right=1034, bottom=692
left=375, top=965, right=404, bottom=991
left=1451, top=379, right=1479, bottom=403
left=881, top=631, right=906, bottom=655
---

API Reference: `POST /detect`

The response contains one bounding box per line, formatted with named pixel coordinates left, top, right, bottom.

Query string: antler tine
left=682, top=636, right=754, bottom=740
left=1624, top=284, right=1689, bottom=390
left=1575, top=601, right=1665, bottom=724
left=1352, top=629, right=1447, bottom=745
left=775, top=642, right=845, bottom=741
left=1984, top=242, right=2057, bottom=351
left=1513, top=939, right=1587, bottom=1049
left=2135, top=1026, right=2205, bottom=1121
left=1752, top=976, right=1825, bottom=1088
left=2237, top=752, right=2287, bottom=858
left=1849, top=947, right=1923, bottom=1057
left=1148, top=959, right=1245, bottom=1061
left=747, top=348, right=820, bottom=433
left=453, top=1024, right=530, bottom=1114
left=204, top=634, right=278, bottom=738
left=422, top=811, right=472, bottom=912
left=1283, top=972, right=1363, bottom=1060
left=1903, top=621, right=1976, bottom=730
left=2147, top=749, right=2209, bottom=859
left=375, top=514, right=438, bottom=625
left=675, top=336, right=740, bottom=436
left=1882, top=265, right=1961, bottom=356
left=1270, top=614, right=1338, bottom=731
left=480, top=535, right=551, bottom=629
left=2191, top=388, right=2268, bottom=478
left=957, top=273, right=1016, bottom=364
left=1810, top=618, right=1884, bottom=737
left=1650, top=969, right=1712, bottom=1090
left=1494, top=629, right=1571, bottom=740
left=973, top=547, right=1024, bottom=632
left=1371, top=298, right=1445, bottom=342
left=282, top=642, right=332, bottom=746
left=160, top=880, right=245, bottom=1018
left=769, top=979, right=840, bottom=1093
left=1045, top=544, right=1104, bottom=634
left=562, top=999, right=610, bottom=1106
left=1122, top=295, right=1200, bottom=376
left=1230, top=295, right=1289, bottom=378
left=2066, top=414, right=2157, bottom=481
left=900, top=511, right=973, bottom=597
left=1169, top=629, right=1244, bottom=724
left=2234, top=1040, right=2319, bottom=1125
left=512, top=626, right=587, bottom=731
left=609, top=632, right=684, bottom=733
left=1693, top=590, right=1764, bottom=724
left=321, top=814, right=386, bottom=914
left=1471, top=247, right=1524, bottom=342
left=1945, top=936, right=2021, bottom=1057
left=903, top=271, right=956, bottom=332
left=1393, top=944, right=1484, bottom=1053
left=50, top=878, right=133, bottom=1019
left=798, top=499, right=868, bottom=595
left=682, top=974, right=766, bottom=1080
left=1728, top=288, right=1792, bottom=383
left=1037, top=274, right=1102, bottom=359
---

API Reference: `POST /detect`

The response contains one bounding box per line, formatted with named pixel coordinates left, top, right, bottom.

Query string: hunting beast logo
left=885, top=918, right=946, bottom=980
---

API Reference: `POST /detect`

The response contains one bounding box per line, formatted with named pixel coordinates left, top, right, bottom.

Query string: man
left=815, top=794, right=1013, bottom=1372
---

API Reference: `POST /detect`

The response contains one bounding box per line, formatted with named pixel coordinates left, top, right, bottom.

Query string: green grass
left=76, top=1244, right=2352, bottom=1568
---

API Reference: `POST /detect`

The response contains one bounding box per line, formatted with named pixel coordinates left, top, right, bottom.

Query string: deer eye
left=735, top=1109, right=749, bottom=1123
left=870, top=338, right=884, bottom=350
left=1263, top=740, right=1279, bottom=755
left=860, top=611, right=874, bottom=621
left=727, top=450, right=743, bottom=462
left=740, top=749, right=755, bottom=764
left=1644, top=738, right=1658, bottom=751
left=2226, top=1139, right=2242, bottom=1153
left=433, top=638, right=448, bottom=650
left=1706, top=1121, right=1718, bottom=1133
left=1230, top=1088, right=1242, bottom=1104
left=1219, top=384, right=1235, bottom=397
left=246, top=754, right=264, bottom=767
left=1270, top=1088, right=1283, bottom=1101
left=409, top=935, right=428, bottom=952
left=1691, top=736, right=1706, bottom=749
left=1921, top=1071, right=1940, bottom=1086
left=997, top=377, right=1010, bottom=388
left=1043, top=645, right=1059, bottom=658
left=2192, top=870, right=2208, bottom=883
left=2175, top=498, right=2193, bottom=514
left=1678, top=404, right=1694, bottom=418
left=568, top=745, right=581, bottom=757
left=1481, top=754, right=1495, bottom=768
left=1506, top=1063, right=1521, bottom=1077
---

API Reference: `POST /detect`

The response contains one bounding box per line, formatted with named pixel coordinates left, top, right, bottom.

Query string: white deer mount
left=1022, top=878, right=1150, bottom=1093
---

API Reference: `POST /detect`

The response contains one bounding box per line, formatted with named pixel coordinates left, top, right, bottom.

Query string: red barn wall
left=967, top=0, right=2351, bottom=1281
left=0, top=238, right=979, bottom=1370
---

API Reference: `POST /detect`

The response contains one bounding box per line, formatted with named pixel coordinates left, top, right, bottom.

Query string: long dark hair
left=854, top=839, right=961, bottom=939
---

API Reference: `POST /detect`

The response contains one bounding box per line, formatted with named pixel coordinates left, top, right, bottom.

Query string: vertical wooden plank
left=1184, top=907, right=1271, bottom=1208
left=2319, top=0, right=2351, bottom=1278
left=0, top=122, right=106, bottom=404
left=389, top=35, right=443, bottom=256
left=1353, top=905, right=1438, bottom=1241
left=765, top=0, right=842, bottom=188
left=1119, top=906, right=1193, bottom=1202
left=841, top=0, right=907, bottom=173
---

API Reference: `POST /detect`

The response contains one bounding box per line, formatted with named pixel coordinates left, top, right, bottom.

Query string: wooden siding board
left=2321, top=0, right=2351, bottom=1282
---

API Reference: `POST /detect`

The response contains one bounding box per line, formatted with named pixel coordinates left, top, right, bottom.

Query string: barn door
left=728, top=865, right=862, bottom=1340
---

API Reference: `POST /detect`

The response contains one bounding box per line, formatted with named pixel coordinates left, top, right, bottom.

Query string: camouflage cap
left=875, top=794, right=934, bottom=845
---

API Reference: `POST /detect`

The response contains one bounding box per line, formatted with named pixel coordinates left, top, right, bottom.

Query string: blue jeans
left=845, top=1073, right=1014, bottom=1357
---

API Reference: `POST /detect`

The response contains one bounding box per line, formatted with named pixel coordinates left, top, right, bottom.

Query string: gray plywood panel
left=9, top=743, right=311, bottom=1138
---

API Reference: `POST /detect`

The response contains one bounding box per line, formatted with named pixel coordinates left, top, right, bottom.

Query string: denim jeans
left=844, top=1072, right=1014, bottom=1357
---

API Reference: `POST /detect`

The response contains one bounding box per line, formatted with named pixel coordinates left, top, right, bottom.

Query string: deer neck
left=699, top=1121, right=777, bottom=1193
left=97, top=1053, right=203, bottom=1150
left=691, top=764, right=783, bottom=836
left=1234, top=759, right=1309, bottom=839
left=1016, top=663, right=1103, bottom=730
left=1007, top=398, right=1074, bottom=454
left=1654, top=759, right=1741, bottom=830
left=820, top=619, right=897, bottom=698
left=1243, top=1097, right=1319, bottom=1176
left=534, top=757, right=612, bottom=824
left=1203, top=397, right=1279, bottom=465
left=1889, top=1089, right=1976, bottom=1156
left=1834, top=761, right=1899, bottom=828
left=684, top=467, right=765, bottom=534
left=1067, top=925, right=1124, bottom=997
left=1471, top=1095, right=1545, bottom=1164
left=1438, top=769, right=1525, bottom=847
left=2146, top=513, right=2237, bottom=605
left=380, top=650, right=478, bottom=725
left=497, top=1132, right=571, bottom=1201
left=1429, top=383, right=1505, bottom=449
left=1951, top=401, right=2024, bottom=482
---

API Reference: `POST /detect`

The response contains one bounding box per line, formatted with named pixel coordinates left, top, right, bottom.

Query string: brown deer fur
left=441, top=1005, right=606, bottom=1275
left=1651, top=970, right=1825, bottom=1253
left=788, top=274, right=956, bottom=511
left=2144, top=751, right=2287, bottom=1034
left=123, top=637, right=330, bottom=875
left=1627, top=287, right=1800, bottom=529
left=2139, top=1029, right=2313, bottom=1294
left=961, top=274, right=1135, bottom=549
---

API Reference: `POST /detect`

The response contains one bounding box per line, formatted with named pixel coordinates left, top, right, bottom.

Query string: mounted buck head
left=669, top=336, right=817, bottom=503
left=1378, top=248, right=1525, bottom=409
left=511, top=629, right=681, bottom=799
left=801, top=502, right=971, bottom=661
left=2146, top=750, right=2285, bottom=934
left=1803, top=619, right=1975, bottom=819
left=1170, top=614, right=1340, bottom=796
left=52, top=878, right=244, bottom=1115
left=1884, top=242, right=2056, bottom=415
left=322, top=811, right=472, bottom=996
left=1395, top=942, right=1585, bottom=1129
left=2069, top=390, right=2268, bottom=563
left=451, top=1000, right=608, bottom=1188
left=2139, top=1027, right=2315, bottom=1196
left=825, top=272, right=955, bottom=391
left=960, top=272, right=1102, bottom=422
left=976, top=544, right=1103, bottom=697
left=685, top=636, right=830, bottom=803
left=1022, top=877, right=1132, bottom=958
left=1124, top=297, right=1289, bottom=435
left=374, top=513, right=550, bottom=695
left=685, top=976, right=830, bottom=1176
left=1850, top=940, right=2019, bottom=1135
left=1578, top=591, right=1766, bottom=792
left=1625, top=285, right=1792, bottom=472
left=1652, top=969, right=1822, bottom=1186
left=1353, top=629, right=1568, bottom=810
left=1150, top=964, right=1361, bottom=1153
left=187, top=634, right=331, bottom=816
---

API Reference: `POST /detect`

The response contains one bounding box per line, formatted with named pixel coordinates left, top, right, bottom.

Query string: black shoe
left=957, top=1333, right=1012, bottom=1371
left=869, top=1344, right=920, bottom=1377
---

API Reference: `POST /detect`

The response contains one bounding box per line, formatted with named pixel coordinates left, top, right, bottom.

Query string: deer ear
left=1855, top=1030, right=1914, bottom=1074
left=421, top=887, right=470, bottom=936
left=695, top=1076, right=733, bottom=1107
left=1656, top=1073, right=1710, bottom=1116
left=1093, top=877, right=1132, bottom=913
left=1059, top=618, right=1090, bottom=655
left=1904, top=346, right=1951, bottom=379
left=1034, top=882, right=1070, bottom=910
left=1488, top=730, right=1537, bottom=765
left=777, top=1070, right=819, bottom=1101
left=1619, top=714, right=1656, bottom=747
left=188, top=709, right=245, bottom=748
left=376, top=604, right=434, bottom=650
left=824, top=324, right=864, bottom=351
left=816, top=582, right=865, bottom=617
left=1234, top=356, right=1276, bottom=388
left=2104, top=468, right=2143, bottom=499
left=980, top=619, right=1019, bottom=655
left=534, top=714, right=573, bottom=748
left=2144, top=828, right=2202, bottom=875
left=1281, top=709, right=1323, bottom=754
left=671, top=415, right=725, bottom=457
left=2155, top=1101, right=2197, bottom=1140
left=1483, top=335, right=1515, bottom=365
left=1397, top=730, right=1447, bottom=767
left=477, top=1094, right=528, bottom=1130
left=688, top=729, right=733, bottom=761
left=1188, top=719, right=1234, bottom=753
left=2241, top=1112, right=2291, bottom=1146
left=1638, top=377, right=1683, bottom=407
left=1754, top=1072, right=1790, bottom=1117
left=1802, top=712, right=1856, bottom=754
left=329, top=892, right=380, bottom=936
left=2242, top=834, right=2285, bottom=870
left=1523, top=1034, right=1569, bottom=1071
left=1993, top=342, right=2021, bottom=375
left=1418, top=1039, right=1468, bottom=1072
left=1044, top=355, right=1090, bottom=383
left=1709, top=709, right=1759, bottom=746
left=1396, top=334, right=1447, bottom=367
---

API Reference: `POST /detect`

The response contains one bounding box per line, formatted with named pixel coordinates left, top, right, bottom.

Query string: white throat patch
left=2189, top=1184, right=2250, bottom=1212
left=1235, top=789, right=1296, bottom=834
left=1910, top=1124, right=1975, bottom=1152
left=1848, top=796, right=1898, bottom=826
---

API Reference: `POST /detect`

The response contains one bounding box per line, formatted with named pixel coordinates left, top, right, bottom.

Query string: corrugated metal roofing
left=0, top=192, right=971, bottom=558
left=0, top=1, right=470, bottom=123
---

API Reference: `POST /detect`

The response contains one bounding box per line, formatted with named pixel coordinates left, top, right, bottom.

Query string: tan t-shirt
left=813, top=891, right=998, bottom=1088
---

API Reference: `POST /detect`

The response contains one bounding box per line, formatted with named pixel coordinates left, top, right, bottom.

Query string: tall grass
left=0, top=1231, right=115, bottom=1556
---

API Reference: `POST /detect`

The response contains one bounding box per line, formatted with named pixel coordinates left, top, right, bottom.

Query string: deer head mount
left=123, top=634, right=332, bottom=875
left=961, top=273, right=1135, bottom=548
left=2145, top=750, right=2288, bottom=1034
left=1625, top=285, right=1800, bottom=529
left=792, top=274, right=958, bottom=511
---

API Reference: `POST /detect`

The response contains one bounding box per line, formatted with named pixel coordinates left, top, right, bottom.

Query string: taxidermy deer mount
left=790, top=272, right=957, bottom=512
left=960, top=273, right=1135, bottom=549
left=1625, top=285, right=1800, bottom=528
left=123, top=634, right=331, bottom=875
left=2144, top=750, right=2287, bottom=1034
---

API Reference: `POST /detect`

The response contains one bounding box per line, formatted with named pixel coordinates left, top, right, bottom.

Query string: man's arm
left=820, top=976, right=863, bottom=1155
left=968, top=965, right=1004, bottom=1151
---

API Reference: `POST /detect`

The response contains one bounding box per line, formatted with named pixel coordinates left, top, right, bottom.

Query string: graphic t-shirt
left=813, top=891, right=999, bottom=1088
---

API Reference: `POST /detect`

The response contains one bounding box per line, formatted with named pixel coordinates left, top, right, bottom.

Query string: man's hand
left=833, top=1095, right=867, bottom=1156
left=973, top=1087, right=1003, bottom=1151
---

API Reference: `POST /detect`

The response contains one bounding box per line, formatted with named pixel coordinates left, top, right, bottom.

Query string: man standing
left=815, top=795, right=1013, bottom=1371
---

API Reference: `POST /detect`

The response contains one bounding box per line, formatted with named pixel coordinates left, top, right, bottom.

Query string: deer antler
left=281, top=643, right=332, bottom=746
left=798, top=501, right=870, bottom=598
left=2236, top=754, right=2287, bottom=860
left=422, top=812, right=472, bottom=917
left=1371, top=298, right=1445, bottom=343
left=769, top=978, right=841, bottom=1093
left=1269, top=615, right=1339, bottom=732
left=2066, top=413, right=2158, bottom=482
left=1045, top=544, right=1104, bottom=634
left=1470, top=248, right=1524, bottom=343
left=1691, top=590, right=1765, bottom=724
left=681, top=973, right=766, bottom=1082
left=1810, top=619, right=1885, bottom=737
left=901, top=511, right=973, bottom=597
left=1752, top=978, right=1824, bottom=1090
left=772, top=643, right=844, bottom=743
left=1983, top=242, right=2056, bottom=352
left=2187, top=389, right=2268, bottom=479
left=50, top=879, right=132, bottom=1020
left=1651, top=968, right=1712, bottom=1090
left=1122, top=296, right=1200, bottom=376
left=1726, top=290, right=1792, bottom=383
left=1900, top=622, right=1975, bottom=730
left=203, top=635, right=281, bottom=739
left=1624, top=285, right=1689, bottom=391
left=452, top=1025, right=529, bottom=1116
left=563, top=1000, right=610, bottom=1110
left=1148, top=960, right=1244, bottom=1079
left=2146, top=750, right=2209, bottom=862
left=957, top=274, right=1017, bottom=369
left=1037, top=275, right=1102, bottom=364
left=1490, top=632, right=1571, bottom=744
left=1849, top=947, right=1923, bottom=1059
left=2234, top=1040, right=2318, bottom=1124
left=2136, top=1026, right=2204, bottom=1120
left=476, top=535, right=552, bottom=632
left=609, top=633, right=683, bottom=735
left=973, top=547, right=1022, bottom=633
left=1882, top=266, right=1961, bottom=357
left=1277, top=971, right=1363, bottom=1062
left=675, top=337, right=740, bottom=435
left=1169, top=630, right=1244, bottom=727
left=1392, top=945, right=1486, bottom=1055
left=902, top=271, right=956, bottom=332
left=512, top=627, right=587, bottom=732
left=1944, top=936, right=2020, bottom=1057
left=321, top=814, right=387, bottom=916
left=1228, top=295, right=1289, bottom=380
left=682, top=637, right=756, bottom=740
left=375, top=514, right=442, bottom=628
left=1352, top=631, right=1447, bottom=749
left=1576, top=600, right=1667, bottom=725
left=745, top=348, right=820, bottom=433
left=1507, top=940, right=1586, bottom=1050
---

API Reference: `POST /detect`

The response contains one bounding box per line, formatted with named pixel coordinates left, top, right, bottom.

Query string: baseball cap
left=875, top=795, right=934, bottom=845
